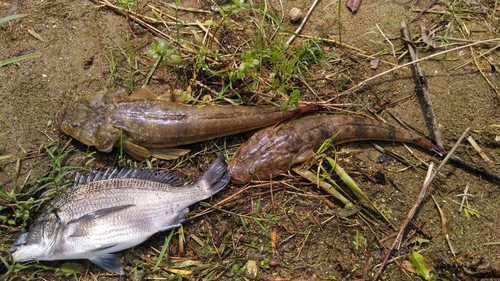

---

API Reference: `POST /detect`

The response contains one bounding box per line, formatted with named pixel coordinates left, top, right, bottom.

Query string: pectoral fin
left=95, top=124, right=121, bottom=153
left=293, top=148, right=316, bottom=165
left=157, top=93, right=175, bottom=101
left=122, top=141, right=152, bottom=160
left=89, top=254, right=124, bottom=274
left=149, top=148, right=190, bottom=160
left=69, top=204, right=135, bottom=237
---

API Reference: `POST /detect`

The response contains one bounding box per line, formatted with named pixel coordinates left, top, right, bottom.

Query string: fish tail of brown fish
left=330, top=116, right=444, bottom=156
left=295, top=104, right=324, bottom=114
left=413, top=137, right=445, bottom=157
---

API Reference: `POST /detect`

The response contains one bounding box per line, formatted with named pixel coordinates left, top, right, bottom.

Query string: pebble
left=289, top=7, right=303, bottom=22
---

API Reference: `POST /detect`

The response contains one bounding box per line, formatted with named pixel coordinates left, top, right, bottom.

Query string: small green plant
left=104, top=34, right=140, bottom=90
left=1, top=145, right=84, bottom=227
left=144, top=36, right=183, bottom=86
left=409, top=251, right=431, bottom=280
left=229, top=50, right=260, bottom=81
left=146, top=37, right=183, bottom=67
left=117, top=0, right=136, bottom=12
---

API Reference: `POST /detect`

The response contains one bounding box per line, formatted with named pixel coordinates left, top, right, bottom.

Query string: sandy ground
left=1, top=0, right=500, bottom=280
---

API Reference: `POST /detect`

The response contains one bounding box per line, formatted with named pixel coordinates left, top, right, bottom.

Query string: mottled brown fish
left=54, top=88, right=320, bottom=160
left=228, top=115, right=444, bottom=184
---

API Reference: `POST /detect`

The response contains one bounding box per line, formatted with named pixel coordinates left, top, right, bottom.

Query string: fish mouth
left=10, top=245, right=23, bottom=261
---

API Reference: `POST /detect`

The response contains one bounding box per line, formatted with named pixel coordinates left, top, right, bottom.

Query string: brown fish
left=228, top=114, right=444, bottom=184
left=54, top=88, right=320, bottom=160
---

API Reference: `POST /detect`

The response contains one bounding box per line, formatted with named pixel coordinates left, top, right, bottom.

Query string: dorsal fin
left=128, top=88, right=158, bottom=100
left=73, top=167, right=184, bottom=187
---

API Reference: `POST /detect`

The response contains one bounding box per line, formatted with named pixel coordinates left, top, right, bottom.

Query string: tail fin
left=200, top=153, right=231, bottom=196
left=296, top=104, right=324, bottom=115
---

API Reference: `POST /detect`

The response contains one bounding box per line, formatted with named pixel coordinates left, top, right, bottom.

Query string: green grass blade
left=293, top=167, right=353, bottom=208
left=0, top=14, right=26, bottom=24
left=325, top=156, right=396, bottom=230
left=153, top=229, right=175, bottom=271
left=0, top=53, right=41, bottom=67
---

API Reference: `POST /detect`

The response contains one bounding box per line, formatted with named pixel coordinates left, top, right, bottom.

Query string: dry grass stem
left=159, top=2, right=211, bottom=13
left=467, top=136, right=493, bottom=165
left=298, top=34, right=398, bottom=67
left=431, top=195, right=456, bottom=256
left=470, top=46, right=500, bottom=96
left=376, top=23, right=396, bottom=62
left=370, top=143, right=438, bottom=179
left=448, top=43, right=500, bottom=70
left=458, top=183, right=470, bottom=213
left=410, top=0, right=438, bottom=22
left=27, top=28, right=44, bottom=41
left=326, top=38, right=500, bottom=102
left=194, top=20, right=222, bottom=48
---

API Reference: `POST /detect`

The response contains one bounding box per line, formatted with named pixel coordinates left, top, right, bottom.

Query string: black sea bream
left=10, top=155, right=230, bottom=274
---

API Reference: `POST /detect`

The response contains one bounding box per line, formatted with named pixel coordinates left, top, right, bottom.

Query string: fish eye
left=71, top=121, right=80, bottom=127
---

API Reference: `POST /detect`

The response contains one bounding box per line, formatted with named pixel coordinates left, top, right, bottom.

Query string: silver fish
left=10, top=155, right=230, bottom=274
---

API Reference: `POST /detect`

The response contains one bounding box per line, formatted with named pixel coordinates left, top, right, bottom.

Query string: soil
left=1, top=0, right=500, bottom=280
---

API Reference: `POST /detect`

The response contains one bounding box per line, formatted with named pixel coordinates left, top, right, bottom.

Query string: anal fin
left=149, top=148, right=190, bottom=160
left=158, top=208, right=189, bottom=232
left=89, top=254, right=124, bottom=274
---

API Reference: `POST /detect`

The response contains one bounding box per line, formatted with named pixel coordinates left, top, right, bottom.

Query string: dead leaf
left=419, top=23, right=436, bottom=48
left=246, top=260, right=258, bottom=278
left=402, top=260, right=417, bottom=273
left=370, top=58, right=380, bottom=69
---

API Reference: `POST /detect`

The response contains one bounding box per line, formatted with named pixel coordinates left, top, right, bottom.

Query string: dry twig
left=401, top=20, right=444, bottom=152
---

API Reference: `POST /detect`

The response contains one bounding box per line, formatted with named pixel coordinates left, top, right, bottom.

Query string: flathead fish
left=54, top=88, right=320, bottom=160
left=228, top=115, right=444, bottom=183
left=10, top=155, right=230, bottom=274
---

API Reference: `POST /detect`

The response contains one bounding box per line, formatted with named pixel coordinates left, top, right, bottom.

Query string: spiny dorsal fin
left=128, top=87, right=158, bottom=100
left=74, top=167, right=184, bottom=187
